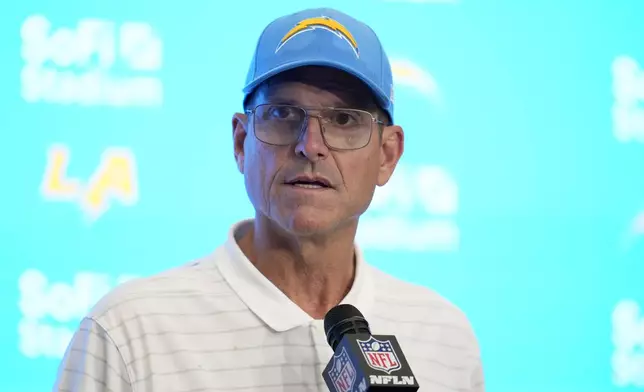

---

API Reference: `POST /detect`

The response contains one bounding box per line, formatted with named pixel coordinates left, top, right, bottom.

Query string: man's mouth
left=285, top=178, right=331, bottom=189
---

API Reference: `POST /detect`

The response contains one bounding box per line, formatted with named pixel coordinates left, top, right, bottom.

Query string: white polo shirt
left=54, top=220, right=484, bottom=392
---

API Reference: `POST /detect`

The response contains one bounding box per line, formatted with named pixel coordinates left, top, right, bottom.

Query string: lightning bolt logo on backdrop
left=275, top=16, right=359, bottom=57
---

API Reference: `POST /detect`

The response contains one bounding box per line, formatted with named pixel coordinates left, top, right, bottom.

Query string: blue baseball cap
left=243, top=8, right=395, bottom=123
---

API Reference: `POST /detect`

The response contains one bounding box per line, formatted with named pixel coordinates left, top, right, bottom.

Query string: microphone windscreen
left=324, top=304, right=371, bottom=350
left=323, top=304, right=364, bottom=335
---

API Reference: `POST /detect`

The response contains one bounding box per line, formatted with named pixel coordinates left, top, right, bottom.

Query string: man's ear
left=377, top=125, right=404, bottom=186
left=232, top=113, right=248, bottom=174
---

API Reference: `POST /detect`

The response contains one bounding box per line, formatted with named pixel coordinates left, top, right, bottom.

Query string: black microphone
left=322, top=304, right=419, bottom=391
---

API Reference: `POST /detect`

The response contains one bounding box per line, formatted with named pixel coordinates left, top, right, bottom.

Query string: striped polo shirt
left=54, top=220, right=484, bottom=392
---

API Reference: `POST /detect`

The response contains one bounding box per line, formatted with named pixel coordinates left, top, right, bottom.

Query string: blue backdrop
left=1, top=0, right=643, bottom=391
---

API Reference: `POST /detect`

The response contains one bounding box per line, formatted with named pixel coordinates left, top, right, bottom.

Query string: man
left=54, top=7, right=484, bottom=392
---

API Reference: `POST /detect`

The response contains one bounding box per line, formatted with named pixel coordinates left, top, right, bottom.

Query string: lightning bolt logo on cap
left=275, top=16, right=359, bottom=57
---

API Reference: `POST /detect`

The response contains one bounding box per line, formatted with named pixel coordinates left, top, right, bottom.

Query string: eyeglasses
left=245, top=104, right=385, bottom=151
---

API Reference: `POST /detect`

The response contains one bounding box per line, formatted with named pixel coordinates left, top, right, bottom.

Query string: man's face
left=232, top=67, right=404, bottom=236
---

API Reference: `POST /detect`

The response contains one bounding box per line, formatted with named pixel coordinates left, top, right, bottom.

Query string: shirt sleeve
left=53, top=317, right=133, bottom=392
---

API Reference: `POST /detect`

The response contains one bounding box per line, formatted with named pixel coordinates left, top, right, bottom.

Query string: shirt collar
left=214, top=219, right=374, bottom=332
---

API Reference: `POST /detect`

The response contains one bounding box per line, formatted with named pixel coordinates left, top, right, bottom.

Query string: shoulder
left=366, top=266, right=485, bottom=389
left=366, top=265, right=480, bottom=347
left=55, top=252, right=229, bottom=391
left=86, top=249, right=231, bottom=330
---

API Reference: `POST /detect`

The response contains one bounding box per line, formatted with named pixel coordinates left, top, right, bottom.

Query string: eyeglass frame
left=244, top=103, right=387, bottom=151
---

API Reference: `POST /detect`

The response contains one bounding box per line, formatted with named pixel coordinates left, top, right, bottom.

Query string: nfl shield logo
left=357, top=336, right=402, bottom=374
left=328, top=347, right=357, bottom=392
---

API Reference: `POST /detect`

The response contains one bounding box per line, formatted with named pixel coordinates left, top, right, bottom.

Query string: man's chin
left=279, top=209, right=341, bottom=237
left=288, top=219, right=336, bottom=237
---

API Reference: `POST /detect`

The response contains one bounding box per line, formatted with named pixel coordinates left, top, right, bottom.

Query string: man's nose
left=294, top=116, right=330, bottom=161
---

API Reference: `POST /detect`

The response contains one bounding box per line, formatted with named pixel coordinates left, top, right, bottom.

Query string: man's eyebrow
left=262, top=95, right=298, bottom=105
left=262, top=81, right=375, bottom=108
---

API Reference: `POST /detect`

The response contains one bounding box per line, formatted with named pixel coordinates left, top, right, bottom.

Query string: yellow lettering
left=40, top=144, right=81, bottom=200
left=81, top=148, right=138, bottom=220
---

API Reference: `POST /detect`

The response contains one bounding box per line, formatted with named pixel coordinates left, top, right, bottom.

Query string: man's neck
left=236, top=216, right=358, bottom=319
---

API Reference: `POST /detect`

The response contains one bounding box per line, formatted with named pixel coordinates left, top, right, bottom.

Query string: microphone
left=322, top=304, right=419, bottom=391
